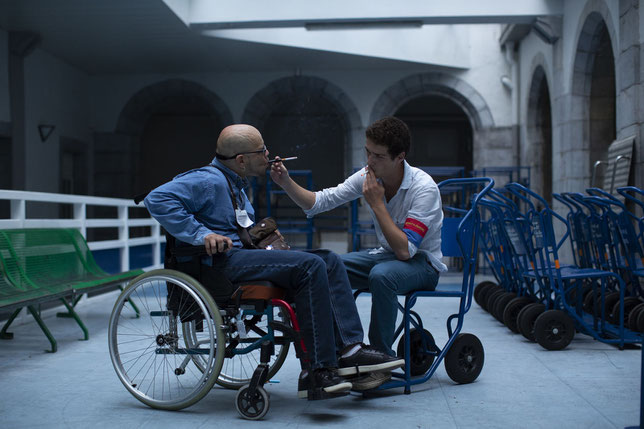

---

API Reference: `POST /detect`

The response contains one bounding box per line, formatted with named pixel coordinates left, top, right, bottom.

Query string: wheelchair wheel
left=194, top=306, right=291, bottom=389
left=108, top=269, right=225, bottom=410
left=235, top=384, right=270, bottom=420
left=396, top=328, right=436, bottom=376
left=444, top=333, right=484, bottom=384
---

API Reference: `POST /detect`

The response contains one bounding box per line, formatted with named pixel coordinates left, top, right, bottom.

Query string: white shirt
left=304, top=161, right=447, bottom=272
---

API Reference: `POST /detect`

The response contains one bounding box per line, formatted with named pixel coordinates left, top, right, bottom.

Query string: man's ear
left=397, top=152, right=405, bottom=163
left=236, top=154, right=246, bottom=170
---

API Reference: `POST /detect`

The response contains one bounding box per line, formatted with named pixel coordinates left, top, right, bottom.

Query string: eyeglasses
left=239, top=145, right=267, bottom=156
left=216, top=145, right=267, bottom=160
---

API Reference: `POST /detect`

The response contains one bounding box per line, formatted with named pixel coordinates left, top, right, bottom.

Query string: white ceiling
left=0, top=0, right=558, bottom=75
left=0, top=0, right=449, bottom=75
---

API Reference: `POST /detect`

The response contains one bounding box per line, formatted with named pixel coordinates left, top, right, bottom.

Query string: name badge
left=235, top=209, right=253, bottom=228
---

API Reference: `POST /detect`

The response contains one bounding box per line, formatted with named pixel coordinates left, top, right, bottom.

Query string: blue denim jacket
left=143, top=158, right=254, bottom=248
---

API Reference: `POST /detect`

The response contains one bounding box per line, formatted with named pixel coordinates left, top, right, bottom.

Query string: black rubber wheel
left=602, top=292, right=621, bottom=323
left=637, top=306, right=644, bottom=333
left=396, top=328, right=436, bottom=376
left=235, top=384, right=270, bottom=420
left=479, top=284, right=503, bottom=312
left=628, top=303, right=644, bottom=332
left=534, top=309, right=575, bottom=351
left=517, top=303, right=545, bottom=341
left=582, top=287, right=599, bottom=316
left=474, top=281, right=497, bottom=308
left=444, top=333, right=484, bottom=384
left=610, top=297, right=641, bottom=326
left=485, top=289, right=506, bottom=314
left=493, top=292, right=517, bottom=323
left=503, top=296, right=533, bottom=333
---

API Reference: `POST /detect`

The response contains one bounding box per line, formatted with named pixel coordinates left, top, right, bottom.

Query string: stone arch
left=242, top=75, right=362, bottom=136
left=569, top=4, right=617, bottom=188
left=526, top=64, right=553, bottom=203
left=94, top=79, right=233, bottom=199
left=242, top=75, right=362, bottom=178
left=116, top=79, right=233, bottom=137
left=369, top=72, right=494, bottom=130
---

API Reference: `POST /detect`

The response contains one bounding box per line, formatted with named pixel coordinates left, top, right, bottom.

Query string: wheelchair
left=108, top=239, right=307, bottom=420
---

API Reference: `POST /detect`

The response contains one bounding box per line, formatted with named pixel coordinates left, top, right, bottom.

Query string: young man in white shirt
left=271, top=117, right=445, bottom=386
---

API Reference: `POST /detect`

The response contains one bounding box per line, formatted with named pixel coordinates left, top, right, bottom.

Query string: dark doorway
left=138, top=96, right=222, bottom=194
left=588, top=22, right=616, bottom=185
left=394, top=95, right=473, bottom=178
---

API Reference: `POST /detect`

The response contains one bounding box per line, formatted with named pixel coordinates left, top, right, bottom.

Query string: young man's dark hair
left=365, top=116, right=411, bottom=159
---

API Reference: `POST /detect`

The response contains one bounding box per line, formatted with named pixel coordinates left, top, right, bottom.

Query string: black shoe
left=297, top=368, right=352, bottom=400
left=337, top=344, right=404, bottom=376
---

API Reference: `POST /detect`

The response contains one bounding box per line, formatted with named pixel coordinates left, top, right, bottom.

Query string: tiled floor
left=0, top=273, right=641, bottom=428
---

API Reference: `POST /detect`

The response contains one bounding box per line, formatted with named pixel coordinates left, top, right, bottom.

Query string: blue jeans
left=341, top=250, right=440, bottom=356
left=216, top=248, right=363, bottom=370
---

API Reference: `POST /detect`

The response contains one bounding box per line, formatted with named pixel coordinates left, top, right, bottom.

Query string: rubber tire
left=396, top=329, right=436, bottom=376
left=517, top=303, right=545, bottom=342
left=610, top=297, right=642, bottom=327
left=628, top=303, right=644, bottom=332
left=493, top=292, right=517, bottom=323
left=503, top=296, right=534, bottom=333
left=479, top=284, right=503, bottom=312
left=602, top=291, right=621, bottom=323
left=474, top=281, right=498, bottom=308
left=485, top=289, right=506, bottom=315
left=533, top=309, right=575, bottom=351
left=444, top=333, right=484, bottom=384
left=637, top=306, right=644, bottom=333
left=235, top=384, right=270, bottom=420
left=108, top=269, right=225, bottom=411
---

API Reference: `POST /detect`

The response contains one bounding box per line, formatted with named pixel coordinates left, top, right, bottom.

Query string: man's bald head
left=216, top=124, right=263, bottom=158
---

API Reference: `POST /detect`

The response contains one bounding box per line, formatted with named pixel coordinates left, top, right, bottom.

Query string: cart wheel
left=474, top=281, right=497, bottom=308
left=610, top=297, right=641, bottom=326
left=479, top=284, right=502, bottom=312
left=602, top=292, right=621, bottom=323
left=485, top=289, right=506, bottom=314
left=628, top=303, right=644, bottom=332
left=502, top=296, right=533, bottom=333
left=534, top=310, right=575, bottom=351
left=396, top=329, right=436, bottom=376
left=517, top=303, right=545, bottom=341
left=444, top=333, right=484, bottom=384
left=235, top=384, right=270, bottom=420
left=637, top=306, right=644, bottom=333
left=493, top=292, right=516, bottom=323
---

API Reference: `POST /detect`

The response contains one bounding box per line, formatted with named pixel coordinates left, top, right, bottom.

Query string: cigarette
left=361, top=166, right=369, bottom=176
left=269, top=157, right=298, bottom=164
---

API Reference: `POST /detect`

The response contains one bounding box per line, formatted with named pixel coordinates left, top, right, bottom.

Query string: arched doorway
left=527, top=66, right=553, bottom=203
left=571, top=12, right=616, bottom=187
left=107, top=79, right=233, bottom=199
left=394, top=95, right=473, bottom=177
left=138, top=95, right=222, bottom=193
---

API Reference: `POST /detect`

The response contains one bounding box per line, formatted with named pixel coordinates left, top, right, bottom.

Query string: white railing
left=0, top=189, right=165, bottom=272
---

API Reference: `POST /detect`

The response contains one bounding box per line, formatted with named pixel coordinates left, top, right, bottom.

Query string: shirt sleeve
left=143, top=174, right=215, bottom=246
left=402, top=184, right=442, bottom=258
left=303, top=168, right=364, bottom=217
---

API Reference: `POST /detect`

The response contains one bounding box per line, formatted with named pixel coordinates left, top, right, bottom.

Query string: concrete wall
left=0, top=29, right=9, bottom=125
left=23, top=48, right=90, bottom=193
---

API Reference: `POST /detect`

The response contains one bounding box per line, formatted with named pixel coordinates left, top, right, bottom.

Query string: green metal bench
left=0, top=228, right=144, bottom=352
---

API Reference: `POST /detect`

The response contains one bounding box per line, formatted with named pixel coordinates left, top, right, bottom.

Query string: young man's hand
left=204, top=233, right=233, bottom=255
left=362, top=167, right=385, bottom=208
left=270, top=158, right=290, bottom=187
